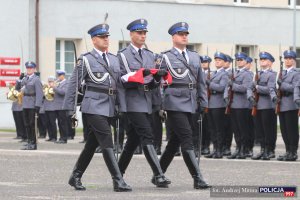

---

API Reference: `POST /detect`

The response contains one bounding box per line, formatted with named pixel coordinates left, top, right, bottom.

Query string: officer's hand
left=19, top=73, right=25, bottom=80
left=206, top=79, right=211, bottom=86
left=295, top=99, right=300, bottom=107
left=35, top=106, right=40, bottom=114
left=143, top=68, right=151, bottom=77
left=277, top=79, right=282, bottom=86
left=197, top=106, right=206, bottom=114
left=272, top=96, right=279, bottom=104
left=224, top=97, right=230, bottom=106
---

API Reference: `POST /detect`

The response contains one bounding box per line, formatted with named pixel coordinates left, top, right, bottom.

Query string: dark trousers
left=279, top=110, right=299, bottom=152
left=22, top=108, right=37, bottom=144
left=74, top=114, right=113, bottom=173
left=247, top=109, right=255, bottom=150
left=223, top=113, right=233, bottom=149
left=192, top=113, right=209, bottom=150
left=123, top=112, right=154, bottom=153
left=38, top=113, right=48, bottom=137
left=56, top=110, right=68, bottom=141
left=110, top=116, right=125, bottom=147
left=67, top=114, right=75, bottom=138
left=231, top=108, right=251, bottom=149
left=82, top=113, right=89, bottom=141
left=165, top=111, right=193, bottom=152
left=45, top=111, right=57, bottom=140
left=152, top=111, right=163, bottom=149
left=255, top=109, right=277, bottom=150
left=13, top=111, right=26, bottom=139
left=208, top=108, right=226, bottom=150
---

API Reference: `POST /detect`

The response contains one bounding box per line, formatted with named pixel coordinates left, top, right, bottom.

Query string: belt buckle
left=144, top=85, right=149, bottom=92
left=188, top=83, right=194, bottom=90
left=108, top=88, right=114, bottom=95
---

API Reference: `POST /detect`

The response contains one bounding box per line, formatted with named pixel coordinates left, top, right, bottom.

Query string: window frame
left=233, top=0, right=250, bottom=6
left=288, top=0, right=300, bottom=8
left=55, top=39, right=75, bottom=78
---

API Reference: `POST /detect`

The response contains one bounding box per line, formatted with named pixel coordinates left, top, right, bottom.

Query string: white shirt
left=94, top=47, right=110, bottom=66
left=174, top=47, right=189, bottom=64
left=286, top=66, right=294, bottom=73
left=130, top=43, right=143, bottom=55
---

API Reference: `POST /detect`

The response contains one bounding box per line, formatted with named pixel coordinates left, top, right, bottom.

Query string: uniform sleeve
left=53, top=82, right=67, bottom=96
left=232, top=72, right=252, bottom=93
left=34, top=78, right=44, bottom=108
left=257, top=73, right=276, bottom=95
left=281, top=71, right=300, bottom=93
left=197, top=62, right=208, bottom=108
left=209, top=73, right=229, bottom=92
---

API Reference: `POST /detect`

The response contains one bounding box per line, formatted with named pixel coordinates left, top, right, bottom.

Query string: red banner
left=0, top=69, right=21, bottom=76
left=0, top=80, right=16, bottom=87
left=0, top=57, right=21, bottom=65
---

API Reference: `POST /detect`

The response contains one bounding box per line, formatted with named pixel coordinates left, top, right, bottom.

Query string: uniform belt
left=211, top=90, right=223, bottom=95
left=24, top=93, right=36, bottom=96
left=86, top=86, right=117, bottom=95
left=166, top=83, right=196, bottom=90
left=138, top=84, right=150, bottom=92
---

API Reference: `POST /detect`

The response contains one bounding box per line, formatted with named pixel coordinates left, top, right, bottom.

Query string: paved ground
left=0, top=132, right=299, bottom=200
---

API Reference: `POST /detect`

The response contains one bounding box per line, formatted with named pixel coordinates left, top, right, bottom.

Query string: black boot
left=160, top=147, right=177, bottom=173
left=201, top=146, right=210, bottom=155
left=205, top=146, right=216, bottom=158
left=277, top=146, right=290, bottom=161
left=261, top=147, right=270, bottom=160
left=143, top=145, right=170, bottom=188
left=68, top=170, right=86, bottom=190
left=251, top=147, right=264, bottom=160
left=213, top=146, right=223, bottom=159
left=102, top=148, right=132, bottom=192
left=182, top=150, right=211, bottom=189
left=285, top=146, right=298, bottom=161
left=227, top=146, right=240, bottom=159
left=21, top=141, right=37, bottom=150
left=236, top=146, right=246, bottom=159
left=118, top=149, right=134, bottom=176
left=222, top=146, right=231, bottom=156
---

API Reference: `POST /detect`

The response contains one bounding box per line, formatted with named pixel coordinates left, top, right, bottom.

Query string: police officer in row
left=277, top=50, right=300, bottom=161
left=63, top=23, right=132, bottom=191
left=227, top=52, right=253, bottom=159
left=158, top=22, right=211, bottom=189
left=251, top=52, right=277, bottom=160
left=205, top=52, right=229, bottom=159
left=15, top=61, right=43, bottom=150
left=53, top=70, right=69, bottom=143
left=117, top=19, right=170, bottom=188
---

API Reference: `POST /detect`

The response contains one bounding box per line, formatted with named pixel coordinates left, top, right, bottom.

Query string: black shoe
left=143, top=145, right=170, bottom=188
left=102, top=148, right=132, bottom=192
left=55, top=140, right=67, bottom=144
left=68, top=136, right=74, bottom=140
left=251, top=148, right=264, bottom=160
left=213, top=151, right=223, bottom=159
left=261, top=151, right=270, bottom=160
left=222, top=148, right=231, bottom=156
left=19, top=139, right=27, bottom=143
left=95, top=146, right=102, bottom=153
left=79, top=140, right=86, bottom=143
left=182, top=150, right=211, bottom=189
left=277, top=152, right=290, bottom=161
left=236, top=146, right=246, bottom=159
left=268, top=150, right=275, bottom=158
left=227, top=147, right=240, bottom=159
left=285, top=152, right=298, bottom=161
left=204, top=150, right=216, bottom=158
left=46, top=138, right=56, bottom=142
left=38, top=135, right=46, bottom=139
left=201, top=147, right=210, bottom=155
left=245, top=148, right=253, bottom=158
left=69, top=170, right=86, bottom=190
left=21, top=143, right=37, bottom=150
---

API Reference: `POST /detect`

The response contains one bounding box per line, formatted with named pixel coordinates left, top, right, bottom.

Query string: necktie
left=102, top=53, right=108, bottom=66
left=138, top=49, right=143, bottom=60
left=182, top=51, right=187, bottom=62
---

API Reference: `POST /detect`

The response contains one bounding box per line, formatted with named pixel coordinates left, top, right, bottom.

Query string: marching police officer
left=15, top=61, right=43, bottom=150
left=117, top=19, right=170, bottom=188
left=63, top=23, right=132, bottom=191
left=44, top=76, right=58, bottom=142
left=193, top=55, right=211, bottom=156
left=251, top=52, right=277, bottom=160
left=277, top=50, right=300, bottom=161
left=227, top=52, right=253, bottom=159
left=205, top=52, right=229, bottom=159
left=222, top=55, right=233, bottom=156
left=54, top=70, right=69, bottom=144
left=158, top=22, right=210, bottom=189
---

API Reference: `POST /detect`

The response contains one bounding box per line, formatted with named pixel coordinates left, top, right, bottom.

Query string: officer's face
left=245, top=62, right=252, bottom=70
left=172, top=32, right=189, bottom=48
left=92, top=35, right=109, bottom=51
left=284, top=57, right=295, bottom=68
left=224, top=61, right=231, bottom=69
left=260, top=58, right=272, bottom=68
left=26, top=67, right=35, bottom=75
left=214, top=58, right=225, bottom=69
left=236, top=59, right=247, bottom=68
left=130, top=31, right=147, bottom=48
left=201, top=62, right=209, bottom=69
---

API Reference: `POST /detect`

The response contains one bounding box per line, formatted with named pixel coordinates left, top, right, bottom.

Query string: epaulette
left=144, top=48, right=153, bottom=54
left=293, top=68, right=300, bottom=72
left=188, top=49, right=198, bottom=53
left=161, top=50, right=171, bottom=54
left=118, top=47, right=127, bottom=53
left=107, top=52, right=116, bottom=57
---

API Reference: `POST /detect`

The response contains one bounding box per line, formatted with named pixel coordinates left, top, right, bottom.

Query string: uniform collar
left=130, top=43, right=143, bottom=53
left=286, top=66, right=294, bottom=73
left=93, top=47, right=107, bottom=57
left=174, top=47, right=187, bottom=55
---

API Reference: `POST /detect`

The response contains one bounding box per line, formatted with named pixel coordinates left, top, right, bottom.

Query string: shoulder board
left=188, top=49, right=198, bottom=53
left=83, top=52, right=90, bottom=56
left=143, top=48, right=153, bottom=54
left=118, top=47, right=127, bottom=53
left=161, top=50, right=171, bottom=54
left=107, top=52, right=116, bottom=56
left=293, top=68, right=300, bottom=72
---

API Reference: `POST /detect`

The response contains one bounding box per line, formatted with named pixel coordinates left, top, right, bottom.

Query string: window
left=296, top=48, right=300, bottom=68
left=234, top=0, right=250, bottom=5
left=56, top=40, right=75, bottom=78
left=288, top=0, right=300, bottom=7
left=235, top=45, right=256, bottom=58
left=186, top=43, right=201, bottom=52
left=118, top=41, right=130, bottom=50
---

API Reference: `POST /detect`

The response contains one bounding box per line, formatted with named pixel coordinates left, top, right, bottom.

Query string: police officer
left=251, top=52, right=277, bottom=160
left=158, top=22, right=210, bottom=189
left=54, top=70, right=69, bottom=144
left=44, top=76, right=58, bottom=142
left=15, top=61, right=43, bottom=150
left=205, top=52, right=229, bottom=159
left=227, top=52, right=253, bottom=159
left=277, top=50, right=300, bottom=161
left=222, top=55, right=233, bottom=156
left=193, top=56, right=211, bottom=156
left=63, top=23, right=132, bottom=191
left=117, top=19, right=170, bottom=188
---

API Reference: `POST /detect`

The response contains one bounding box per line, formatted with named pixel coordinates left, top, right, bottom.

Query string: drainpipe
left=35, top=0, right=39, bottom=70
